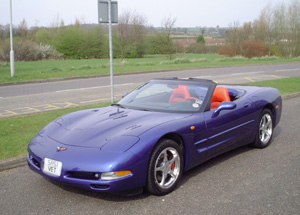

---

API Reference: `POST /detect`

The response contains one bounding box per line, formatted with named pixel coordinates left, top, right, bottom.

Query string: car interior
left=169, top=84, right=200, bottom=104
left=169, top=84, right=244, bottom=110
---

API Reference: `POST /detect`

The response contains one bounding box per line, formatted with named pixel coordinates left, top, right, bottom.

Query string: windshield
left=118, top=79, right=211, bottom=113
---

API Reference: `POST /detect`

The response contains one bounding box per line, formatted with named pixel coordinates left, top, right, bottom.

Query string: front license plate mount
left=43, top=158, right=62, bottom=177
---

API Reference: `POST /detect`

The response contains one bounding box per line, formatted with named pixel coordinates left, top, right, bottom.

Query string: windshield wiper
left=134, top=108, right=149, bottom=111
left=111, top=103, right=126, bottom=109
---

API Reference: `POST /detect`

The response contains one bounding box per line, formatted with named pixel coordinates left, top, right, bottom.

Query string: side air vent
left=91, top=184, right=110, bottom=189
left=66, top=171, right=100, bottom=180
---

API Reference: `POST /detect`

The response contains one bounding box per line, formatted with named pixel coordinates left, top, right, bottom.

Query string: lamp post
left=9, top=0, right=15, bottom=77
left=108, top=0, right=114, bottom=103
left=98, top=0, right=117, bottom=103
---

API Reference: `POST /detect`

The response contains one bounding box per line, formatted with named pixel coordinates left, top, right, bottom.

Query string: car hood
left=41, top=106, right=191, bottom=149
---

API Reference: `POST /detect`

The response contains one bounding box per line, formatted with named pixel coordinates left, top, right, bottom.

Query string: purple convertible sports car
left=28, top=78, right=282, bottom=195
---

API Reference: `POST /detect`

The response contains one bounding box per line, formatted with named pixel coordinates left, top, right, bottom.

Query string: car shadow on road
left=48, top=179, right=150, bottom=201
left=179, top=145, right=253, bottom=187
left=48, top=145, right=253, bottom=202
left=179, top=125, right=282, bottom=188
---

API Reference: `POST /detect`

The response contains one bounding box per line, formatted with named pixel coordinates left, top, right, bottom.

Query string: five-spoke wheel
left=147, top=139, right=183, bottom=195
left=253, top=109, right=274, bottom=148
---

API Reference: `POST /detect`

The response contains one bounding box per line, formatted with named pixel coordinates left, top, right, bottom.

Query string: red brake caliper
left=171, top=162, right=175, bottom=171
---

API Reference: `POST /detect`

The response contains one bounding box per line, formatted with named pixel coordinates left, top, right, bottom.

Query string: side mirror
left=212, top=102, right=236, bottom=118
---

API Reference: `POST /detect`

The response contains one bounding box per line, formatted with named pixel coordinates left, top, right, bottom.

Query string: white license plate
left=43, top=158, right=62, bottom=177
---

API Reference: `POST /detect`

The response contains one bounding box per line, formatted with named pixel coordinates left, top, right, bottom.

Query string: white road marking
left=276, top=69, right=300, bottom=72
left=56, top=86, right=106, bottom=93
left=193, top=76, right=212, bottom=79
left=230, top=71, right=265, bottom=76
left=55, top=83, right=134, bottom=93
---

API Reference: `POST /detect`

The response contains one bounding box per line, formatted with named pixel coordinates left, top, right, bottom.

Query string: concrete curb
left=1, top=92, right=300, bottom=172
left=0, top=155, right=27, bottom=172
left=282, top=92, right=300, bottom=100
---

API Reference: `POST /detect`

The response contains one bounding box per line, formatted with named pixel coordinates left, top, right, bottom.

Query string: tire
left=147, top=139, right=183, bottom=196
left=252, top=109, right=273, bottom=148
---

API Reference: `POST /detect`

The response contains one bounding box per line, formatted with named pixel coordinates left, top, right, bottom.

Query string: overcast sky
left=1, top=0, right=289, bottom=28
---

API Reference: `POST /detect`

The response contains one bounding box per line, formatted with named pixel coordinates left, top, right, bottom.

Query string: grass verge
left=0, top=77, right=299, bottom=160
left=0, top=102, right=110, bottom=160
left=245, top=77, right=300, bottom=95
left=1, top=54, right=300, bottom=84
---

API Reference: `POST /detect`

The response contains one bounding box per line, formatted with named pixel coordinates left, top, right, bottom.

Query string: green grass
left=245, top=77, right=300, bottom=95
left=1, top=54, right=300, bottom=84
left=0, top=102, right=110, bottom=160
left=0, top=77, right=300, bottom=161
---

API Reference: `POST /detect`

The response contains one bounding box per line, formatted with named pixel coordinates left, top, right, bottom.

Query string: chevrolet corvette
left=27, top=78, right=282, bottom=195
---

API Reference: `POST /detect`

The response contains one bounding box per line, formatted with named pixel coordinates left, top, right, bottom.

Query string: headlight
left=101, top=171, right=132, bottom=180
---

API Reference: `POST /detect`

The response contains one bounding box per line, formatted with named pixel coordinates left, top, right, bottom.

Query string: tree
left=226, top=21, right=241, bottom=56
left=18, top=19, right=29, bottom=39
left=242, top=40, right=269, bottom=58
left=149, top=16, right=176, bottom=59
left=52, top=19, right=108, bottom=59
left=0, top=25, right=10, bottom=41
left=82, top=26, right=108, bottom=58
left=287, top=0, right=300, bottom=56
left=55, top=24, right=84, bottom=59
left=196, top=35, right=205, bottom=44
left=256, top=5, right=273, bottom=56
left=114, top=10, right=147, bottom=59
left=36, top=27, right=51, bottom=44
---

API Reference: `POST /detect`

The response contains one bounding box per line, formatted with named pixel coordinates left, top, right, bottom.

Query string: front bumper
left=27, top=147, right=148, bottom=193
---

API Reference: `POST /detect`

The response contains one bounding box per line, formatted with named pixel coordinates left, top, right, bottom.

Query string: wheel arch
left=146, top=133, right=185, bottom=195
left=263, top=103, right=276, bottom=127
left=156, top=132, right=186, bottom=167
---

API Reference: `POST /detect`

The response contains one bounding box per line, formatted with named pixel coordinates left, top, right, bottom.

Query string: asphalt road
left=0, top=63, right=300, bottom=118
left=0, top=96, right=300, bottom=215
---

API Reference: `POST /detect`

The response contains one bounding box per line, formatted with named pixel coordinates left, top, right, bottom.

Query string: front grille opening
left=67, top=171, right=100, bottom=180
left=91, top=184, right=110, bottom=189
left=32, top=157, right=41, bottom=168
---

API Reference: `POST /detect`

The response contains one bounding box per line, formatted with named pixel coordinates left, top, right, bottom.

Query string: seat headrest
left=212, top=87, right=230, bottom=103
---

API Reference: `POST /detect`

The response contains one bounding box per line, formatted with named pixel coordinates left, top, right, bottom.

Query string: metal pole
left=9, top=0, right=15, bottom=77
left=108, top=0, right=114, bottom=103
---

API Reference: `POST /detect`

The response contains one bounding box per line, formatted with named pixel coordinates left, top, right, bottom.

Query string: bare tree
left=287, top=0, right=300, bottom=56
left=222, top=1, right=300, bottom=58
left=115, top=10, right=147, bottom=59
left=226, top=21, right=241, bottom=56
left=272, top=3, right=287, bottom=56
left=160, top=16, right=176, bottom=59
left=259, top=5, right=274, bottom=56
left=162, top=16, right=176, bottom=37
left=51, top=14, right=64, bottom=28
left=18, top=19, right=28, bottom=39
left=0, top=25, right=10, bottom=41
left=241, top=22, right=252, bottom=41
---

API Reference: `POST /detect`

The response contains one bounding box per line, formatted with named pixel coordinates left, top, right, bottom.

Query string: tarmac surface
left=1, top=63, right=300, bottom=170
left=1, top=63, right=300, bottom=214
left=1, top=63, right=300, bottom=118
left=0, top=95, right=300, bottom=215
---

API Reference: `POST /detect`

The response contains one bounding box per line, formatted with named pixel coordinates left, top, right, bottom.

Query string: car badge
left=57, top=146, right=67, bottom=152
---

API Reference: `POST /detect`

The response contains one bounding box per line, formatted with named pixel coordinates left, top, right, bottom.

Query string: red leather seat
left=211, top=87, right=231, bottom=109
left=169, top=84, right=191, bottom=104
